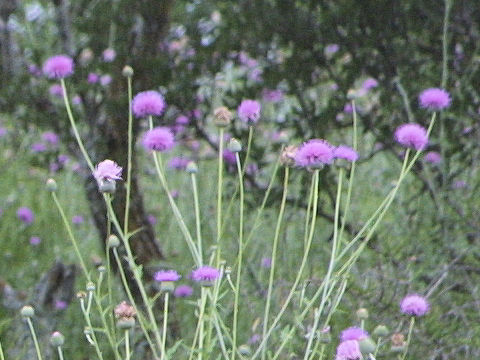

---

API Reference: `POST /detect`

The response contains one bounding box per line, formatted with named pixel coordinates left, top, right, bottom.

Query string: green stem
left=215, top=127, right=225, bottom=267
left=251, top=170, right=320, bottom=360
left=57, top=346, right=65, bottom=360
left=125, top=330, right=130, bottom=360
left=80, top=299, right=104, bottom=360
left=373, top=337, right=382, bottom=357
left=191, top=172, right=203, bottom=265
left=261, top=166, right=289, bottom=360
left=26, top=318, right=43, bottom=360
left=231, top=152, right=245, bottom=360
left=161, top=292, right=169, bottom=360
left=0, top=340, right=4, bottom=360
left=401, top=317, right=416, bottom=360
left=124, top=75, right=134, bottom=235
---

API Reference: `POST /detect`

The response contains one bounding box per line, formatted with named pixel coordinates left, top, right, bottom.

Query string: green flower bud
left=46, top=178, right=57, bottom=192
left=107, top=234, right=120, bottom=248
left=356, top=307, right=369, bottom=320
left=373, top=325, right=389, bottom=337
left=186, top=161, right=198, bottom=174
left=359, top=337, right=376, bottom=355
left=50, top=331, right=65, bottom=347
left=227, top=138, right=242, bottom=153
left=122, top=65, right=134, bottom=78
left=21, top=305, right=35, bottom=318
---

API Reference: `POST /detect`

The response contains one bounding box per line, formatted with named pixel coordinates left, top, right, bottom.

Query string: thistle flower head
left=237, top=99, right=261, bottom=124
left=174, top=285, right=193, bottom=298
left=425, top=151, right=442, bottom=164
left=154, top=270, right=181, bottom=282
left=17, top=207, right=34, bottom=224
left=132, top=91, right=166, bottom=118
left=191, top=266, right=220, bottom=286
left=93, top=160, right=123, bottom=182
left=142, top=127, right=175, bottom=152
left=394, top=123, right=428, bottom=151
left=340, top=327, right=369, bottom=342
left=43, top=55, right=74, bottom=79
left=419, top=88, right=451, bottom=111
left=400, top=294, right=429, bottom=316
left=336, top=340, right=362, bottom=360
left=334, top=145, right=358, bottom=162
left=295, top=139, right=335, bottom=168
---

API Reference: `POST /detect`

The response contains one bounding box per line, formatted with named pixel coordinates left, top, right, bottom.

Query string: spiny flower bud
left=373, top=325, right=389, bottom=337
left=213, top=106, right=232, bottom=128
left=280, top=145, right=297, bottom=167
left=356, top=308, right=369, bottom=320
left=21, top=305, right=35, bottom=318
left=186, top=161, right=198, bottom=174
left=122, top=65, right=134, bottom=78
left=50, top=331, right=65, bottom=347
left=227, top=138, right=242, bottom=153
left=107, top=234, right=120, bottom=248
left=46, top=178, right=57, bottom=192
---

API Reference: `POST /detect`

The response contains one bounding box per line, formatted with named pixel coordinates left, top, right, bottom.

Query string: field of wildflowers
left=1, top=1, right=480, bottom=359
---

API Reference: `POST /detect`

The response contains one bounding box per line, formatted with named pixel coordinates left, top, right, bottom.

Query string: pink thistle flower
left=394, top=123, right=428, bottom=151
left=362, top=78, right=378, bottom=90
left=93, top=160, right=122, bottom=182
left=261, top=257, right=272, bottom=268
left=43, top=55, right=74, bottom=79
left=340, top=327, right=368, bottom=342
left=147, top=214, right=157, bottom=225
left=49, top=84, right=64, bottom=98
left=102, top=48, right=116, bottom=62
left=334, top=145, right=358, bottom=162
left=55, top=300, right=68, bottom=310
left=142, top=127, right=175, bottom=152
left=223, top=149, right=237, bottom=165
left=100, top=74, right=112, bottom=86
left=262, top=89, right=284, bottom=103
left=336, top=340, right=362, bottom=360
left=42, top=131, right=59, bottom=146
left=176, top=115, right=189, bottom=125
left=30, top=236, right=41, bottom=245
left=191, top=266, right=220, bottom=286
left=17, top=207, right=34, bottom=225
left=238, top=99, right=261, bottom=124
left=425, top=151, right=442, bottom=164
left=87, top=72, right=99, bottom=84
left=154, top=270, right=181, bottom=282
left=132, top=91, right=166, bottom=118
left=325, top=44, right=340, bottom=55
left=419, top=88, right=451, bottom=111
left=400, top=294, right=429, bottom=316
left=295, top=139, right=335, bottom=168
left=31, top=142, right=47, bottom=153
left=168, top=157, right=190, bottom=170
left=174, top=285, right=193, bottom=298
left=72, top=215, right=84, bottom=225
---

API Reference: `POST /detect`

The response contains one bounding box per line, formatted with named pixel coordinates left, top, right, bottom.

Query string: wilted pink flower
left=295, top=139, right=335, bottom=168
left=17, top=207, right=34, bottom=224
left=49, top=84, right=64, bottom=98
left=400, top=294, right=429, bottom=316
left=142, top=127, right=175, bottom=152
left=394, top=123, right=428, bottom=151
left=87, top=72, right=99, bottom=84
left=174, top=285, right=193, bottom=298
left=132, top=91, right=166, bottom=118
left=238, top=99, right=261, bottom=124
left=336, top=340, right=362, bottom=360
left=43, top=55, right=74, bottom=79
left=419, top=88, right=451, bottom=110
left=425, top=151, right=442, bottom=164
left=114, top=301, right=136, bottom=319
left=334, top=145, right=358, bottom=162
left=93, top=160, right=123, bottom=182
left=154, top=270, right=181, bottom=282
left=191, top=266, right=220, bottom=285
left=30, top=236, right=41, bottom=245
left=102, top=48, right=116, bottom=62
left=340, top=327, right=368, bottom=342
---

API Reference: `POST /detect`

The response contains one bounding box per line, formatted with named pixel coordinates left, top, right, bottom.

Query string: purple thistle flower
left=400, top=294, right=429, bottom=316
left=334, top=145, right=358, bottom=162
left=132, top=91, right=166, bottom=118
left=72, top=215, right=84, bottom=225
left=142, top=127, right=175, bottom=152
left=340, top=327, right=368, bottom=342
left=425, top=151, right=442, bottom=164
left=0, top=127, right=7, bottom=137
left=262, top=89, right=284, bottom=103
left=102, top=48, right=116, bottom=62
left=49, top=84, right=64, bottom=98
left=452, top=180, right=467, bottom=189
left=191, top=266, right=220, bottom=285
left=295, top=139, right=335, bottom=168
left=43, top=55, right=74, bottom=79
left=362, top=78, right=378, bottom=90
left=31, top=142, right=47, bottom=153
left=248, top=334, right=261, bottom=345
left=58, top=154, right=69, bottom=165
left=394, top=123, right=428, bottom=151
left=147, top=214, right=157, bottom=225
left=42, top=131, right=59, bottom=146
left=176, top=115, right=189, bottom=125
left=261, top=257, right=272, bottom=268
left=343, top=103, right=353, bottom=114
left=419, top=88, right=451, bottom=111
left=17, top=207, right=34, bottom=225
left=72, top=95, right=82, bottom=105
left=154, top=270, right=181, bottom=282
left=325, top=44, right=340, bottom=55
left=168, top=157, right=190, bottom=170
left=335, top=340, right=362, bottom=360
left=223, top=149, right=237, bottom=165
left=238, top=99, right=261, bottom=124
left=93, top=159, right=123, bottom=182
left=30, top=236, right=41, bottom=246
left=87, top=72, right=99, bottom=84
left=174, top=285, right=193, bottom=298
left=100, top=74, right=112, bottom=86
left=55, top=300, right=68, bottom=310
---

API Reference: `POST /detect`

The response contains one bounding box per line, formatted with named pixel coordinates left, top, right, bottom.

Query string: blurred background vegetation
left=1, top=0, right=480, bottom=358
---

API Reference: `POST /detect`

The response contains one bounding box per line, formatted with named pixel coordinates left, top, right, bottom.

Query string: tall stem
left=124, top=75, right=134, bottom=234
left=161, top=292, right=169, bottom=360
left=125, top=330, right=131, bottom=360
left=261, top=166, right=289, bottom=360
left=191, top=172, right=203, bottom=265
left=401, top=317, right=416, bottom=360
left=215, top=127, right=225, bottom=267
left=26, top=318, right=43, bottom=360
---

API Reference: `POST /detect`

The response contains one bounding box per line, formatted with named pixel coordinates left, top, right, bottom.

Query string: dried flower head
left=132, top=91, right=166, bottom=118
left=295, top=139, right=335, bottom=168
left=394, top=123, right=428, bottom=151
left=43, top=55, right=74, bottom=79
left=419, top=88, right=451, bottom=111
left=214, top=106, right=232, bottom=127
left=400, top=294, right=430, bottom=316
left=280, top=145, right=297, bottom=167
left=142, top=127, right=175, bottom=152
left=114, top=301, right=136, bottom=319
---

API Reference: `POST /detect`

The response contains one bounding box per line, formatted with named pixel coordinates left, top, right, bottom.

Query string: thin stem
left=261, top=166, right=289, bottom=360
left=401, top=317, right=416, bottom=360
left=125, top=330, right=131, bottom=360
left=161, top=292, right=169, bottom=360
left=57, top=346, right=65, bottom=360
left=191, top=172, right=203, bottom=265
left=231, top=152, right=245, bottom=360
left=124, top=75, right=134, bottom=234
left=215, top=127, right=225, bottom=267
left=60, top=79, right=94, bottom=172
left=0, top=340, right=4, bottom=360
left=80, top=299, right=104, bottom=360
left=26, top=318, right=43, bottom=360
left=251, top=170, right=320, bottom=360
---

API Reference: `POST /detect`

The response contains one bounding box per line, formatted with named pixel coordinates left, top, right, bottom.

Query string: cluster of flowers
left=153, top=266, right=220, bottom=297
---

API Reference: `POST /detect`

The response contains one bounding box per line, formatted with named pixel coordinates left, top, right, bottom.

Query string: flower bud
left=186, top=161, right=198, bottom=174
left=50, top=331, right=65, bottom=347
left=122, top=65, right=134, bottom=78
left=21, top=305, right=35, bottom=318
left=86, top=282, right=96, bottom=292
left=356, top=308, right=369, bottom=320
left=98, top=265, right=106, bottom=273
left=359, top=337, right=376, bottom=355
left=390, top=333, right=406, bottom=352
left=98, top=179, right=116, bottom=193
left=117, top=317, right=136, bottom=329
left=373, top=325, right=389, bottom=337
left=107, top=234, right=120, bottom=248
left=238, top=344, right=251, bottom=356
left=213, top=106, right=232, bottom=127
left=227, top=138, right=242, bottom=153
left=46, top=178, right=57, bottom=192
left=76, top=291, right=87, bottom=300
